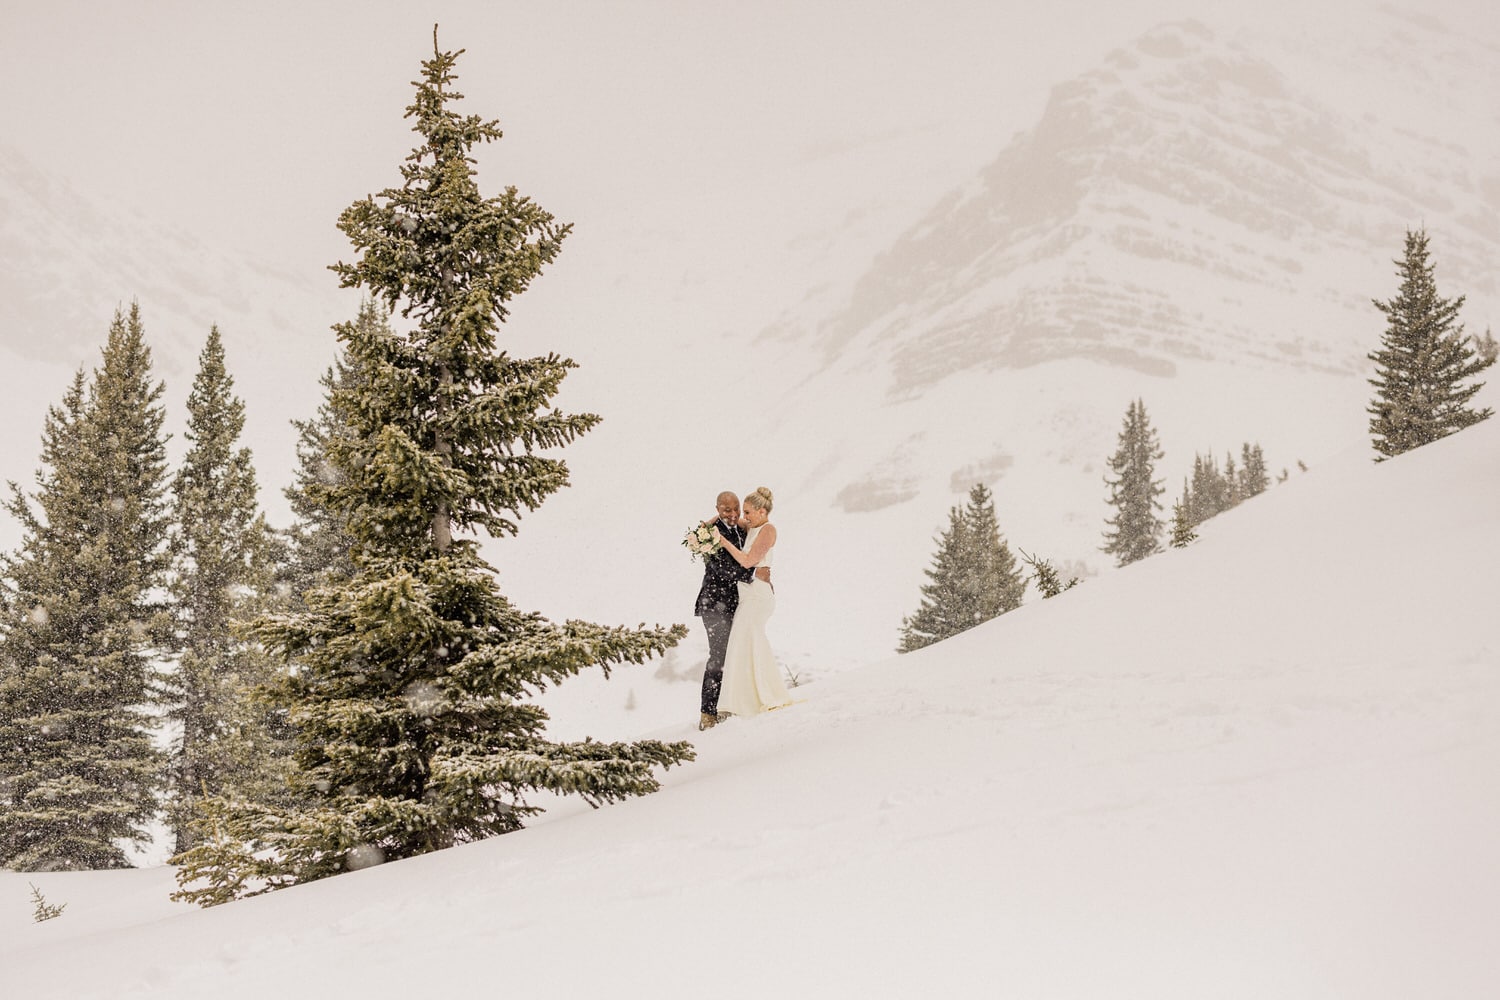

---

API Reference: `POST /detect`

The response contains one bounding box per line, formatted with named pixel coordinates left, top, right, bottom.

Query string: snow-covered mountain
left=4, top=384, right=1497, bottom=1000
left=0, top=7, right=1495, bottom=675
left=0, top=143, right=347, bottom=533
left=799, top=19, right=1498, bottom=385
left=758, top=14, right=1498, bottom=456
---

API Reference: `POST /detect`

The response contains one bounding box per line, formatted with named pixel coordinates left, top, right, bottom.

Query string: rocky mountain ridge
left=775, top=18, right=1499, bottom=399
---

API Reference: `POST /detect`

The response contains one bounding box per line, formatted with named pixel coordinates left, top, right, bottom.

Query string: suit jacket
left=694, top=519, right=753, bottom=616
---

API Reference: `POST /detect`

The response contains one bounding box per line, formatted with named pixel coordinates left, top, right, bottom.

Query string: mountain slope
left=790, top=17, right=1500, bottom=392
left=0, top=144, right=349, bottom=539
left=5, top=410, right=1497, bottom=999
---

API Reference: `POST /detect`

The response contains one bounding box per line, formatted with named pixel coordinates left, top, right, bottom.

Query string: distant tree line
left=896, top=226, right=1492, bottom=651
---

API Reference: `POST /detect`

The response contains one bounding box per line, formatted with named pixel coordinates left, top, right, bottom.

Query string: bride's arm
left=716, top=524, right=776, bottom=569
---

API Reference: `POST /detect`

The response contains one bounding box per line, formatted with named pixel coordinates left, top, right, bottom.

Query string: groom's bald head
left=716, top=492, right=741, bottom=522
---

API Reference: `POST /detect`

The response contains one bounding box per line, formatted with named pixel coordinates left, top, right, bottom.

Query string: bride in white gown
left=712, top=486, right=792, bottom=717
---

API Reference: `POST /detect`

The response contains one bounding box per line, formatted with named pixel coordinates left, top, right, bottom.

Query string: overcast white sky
left=2, top=1, right=1246, bottom=272
left=8, top=0, right=1497, bottom=249
left=4, top=0, right=1492, bottom=287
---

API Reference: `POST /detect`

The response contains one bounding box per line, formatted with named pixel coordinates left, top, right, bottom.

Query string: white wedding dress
left=717, top=525, right=792, bottom=717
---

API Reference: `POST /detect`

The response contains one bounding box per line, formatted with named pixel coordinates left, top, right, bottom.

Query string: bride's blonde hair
left=745, top=486, right=774, bottom=513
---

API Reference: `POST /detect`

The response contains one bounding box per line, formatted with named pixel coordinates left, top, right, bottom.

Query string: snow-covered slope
left=4, top=406, right=1497, bottom=1000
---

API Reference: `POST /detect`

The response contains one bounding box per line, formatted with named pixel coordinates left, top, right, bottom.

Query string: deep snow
left=4, top=405, right=1497, bottom=999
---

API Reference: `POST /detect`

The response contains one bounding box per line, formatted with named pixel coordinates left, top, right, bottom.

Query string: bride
left=712, top=487, right=792, bottom=718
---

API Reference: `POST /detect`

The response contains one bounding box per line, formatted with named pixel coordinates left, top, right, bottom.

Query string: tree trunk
left=432, top=361, right=453, bottom=553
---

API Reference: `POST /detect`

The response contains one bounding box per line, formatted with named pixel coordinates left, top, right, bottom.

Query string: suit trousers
left=699, top=610, right=734, bottom=714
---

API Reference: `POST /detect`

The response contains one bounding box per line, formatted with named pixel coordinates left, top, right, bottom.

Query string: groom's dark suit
left=695, top=519, right=754, bottom=717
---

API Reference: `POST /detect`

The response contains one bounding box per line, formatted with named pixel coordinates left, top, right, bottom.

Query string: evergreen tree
left=1367, top=228, right=1493, bottom=459
left=164, top=327, right=283, bottom=853
left=1237, top=442, right=1269, bottom=499
left=173, top=33, right=689, bottom=902
left=1476, top=326, right=1498, bottom=366
left=898, top=505, right=973, bottom=653
left=898, top=484, right=1025, bottom=652
left=959, top=484, right=1026, bottom=617
left=1221, top=451, right=1243, bottom=508
left=1018, top=549, right=1078, bottom=598
left=1170, top=479, right=1198, bottom=548
left=0, top=305, right=172, bottom=870
left=1187, top=453, right=1230, bottom=526
left=275, top=308, right=380, bottom=608
left=1100, top=399, right=1165, bottom=566
left=1179, top=441, right=1269, bottom=534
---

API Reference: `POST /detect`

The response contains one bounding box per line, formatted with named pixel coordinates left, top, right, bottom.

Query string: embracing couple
left=694, top=487, right=792, bottom=731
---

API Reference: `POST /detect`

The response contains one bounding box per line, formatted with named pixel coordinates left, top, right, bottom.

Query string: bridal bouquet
left=683, top=522, right=723, bottom=561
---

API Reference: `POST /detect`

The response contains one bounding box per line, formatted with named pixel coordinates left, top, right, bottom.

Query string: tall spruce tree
left=898, top=505, right=972, bottom=653
left=899, top=484, right=1025, bottom=652
left=275, top=307, right=380, bottom=608
left=0, top=305, right=172, bottom=869
left=960, top=483, right=1026, bottom=615
left=1368, top=228, right=1493, bottom=459
left=173, top=32, right=690, bottom=902
left=1101, top=398, right=1165, bottom=566
left=165, top=327, right=282, bottom=853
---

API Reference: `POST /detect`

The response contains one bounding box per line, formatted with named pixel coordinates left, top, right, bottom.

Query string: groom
left=695, top=490, right=755, bottom=731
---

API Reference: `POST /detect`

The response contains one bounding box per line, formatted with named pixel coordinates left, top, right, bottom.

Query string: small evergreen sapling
left=1018, top=549, right=1079, bottom=598
left=1169, top=494, right=1198, bottom=549
left=29, top=883, right=65, bottom=922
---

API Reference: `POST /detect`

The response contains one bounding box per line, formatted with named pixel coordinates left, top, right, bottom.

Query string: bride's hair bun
left=747, top=486, right=774, bottom=512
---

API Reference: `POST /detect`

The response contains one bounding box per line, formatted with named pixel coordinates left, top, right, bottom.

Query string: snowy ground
left=4, top=408, right=1497, bottom=998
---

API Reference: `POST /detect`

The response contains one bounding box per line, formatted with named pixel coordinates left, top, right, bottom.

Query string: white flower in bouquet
left=683, top=522, right=723, bottom=561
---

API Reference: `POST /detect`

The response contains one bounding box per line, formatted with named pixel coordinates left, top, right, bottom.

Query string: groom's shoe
left=698, top=712, right=717, bottom=731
